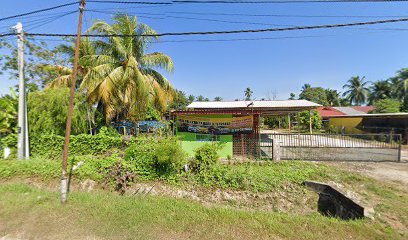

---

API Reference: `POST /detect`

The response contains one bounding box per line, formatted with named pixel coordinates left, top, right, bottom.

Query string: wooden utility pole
left=61, top=0, right=86, bottom=204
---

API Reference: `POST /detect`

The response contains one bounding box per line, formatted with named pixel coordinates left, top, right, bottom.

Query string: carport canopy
left=173, top=100, right=321, bottom=116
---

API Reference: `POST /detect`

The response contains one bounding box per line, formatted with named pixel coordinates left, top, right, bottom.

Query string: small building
left=317, top=106, right=375, bottom=120
left=171, top=100, right=320, bottom=158
left=327, top=113, right=408, bottom=142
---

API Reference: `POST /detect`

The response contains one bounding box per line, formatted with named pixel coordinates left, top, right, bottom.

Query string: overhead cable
left=1, top=17, right=405, bottom=38
left=0, top=2, right=79, bottom=22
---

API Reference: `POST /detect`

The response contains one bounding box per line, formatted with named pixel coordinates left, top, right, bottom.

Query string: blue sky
left=1, top=0, right=408, bottom=100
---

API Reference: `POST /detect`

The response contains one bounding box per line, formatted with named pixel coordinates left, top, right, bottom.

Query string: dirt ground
left=323, top=161, right=408, bottom=190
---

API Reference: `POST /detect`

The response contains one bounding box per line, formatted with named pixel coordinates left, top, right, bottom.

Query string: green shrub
left=124, top=137, right=186, bottom=180
left=70, top=155, right=120, bottom=181
left=190, top=143, right=223, bottom=173
left=1, top=133, right=17, bottom=148
left=0, top=134, right=17, bottom=159
left=153, top=138, right=186, bottom=176
left=30, top=127, right=124, bottom=158
left=189, top=161, right=329, bottom=192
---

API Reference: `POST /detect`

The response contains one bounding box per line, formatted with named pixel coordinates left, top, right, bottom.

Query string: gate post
left=272, top=139, right=281, bottom=161
left=398, top=135, right=402, bottom=162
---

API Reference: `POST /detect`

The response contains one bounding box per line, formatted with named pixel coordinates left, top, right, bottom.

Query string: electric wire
left=0, top=17, right=405, bottom=38
left=0, top=2, right=79, bottom=22
left=167, top=11, right=408, bottom=18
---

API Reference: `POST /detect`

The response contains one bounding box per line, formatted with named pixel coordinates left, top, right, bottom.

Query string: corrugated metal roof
left=328, top=112, right=408, bottom=118
left=317, top=107, right=346, bottom=117
left=187, top=100, right=321, bottom=109
left=351, top=106, right=375, bottom=113
left=333, top=107, right=367, bottom=115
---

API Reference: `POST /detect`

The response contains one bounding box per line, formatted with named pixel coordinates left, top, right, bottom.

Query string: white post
left=25, top=97, right=30, bottom=159
left=15, top=22, right=26, bottom=160
left=272, top=139, right=281, bottom=161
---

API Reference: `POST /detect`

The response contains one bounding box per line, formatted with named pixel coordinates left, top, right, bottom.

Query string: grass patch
left=0, top=157, right=60, bottom=180
left=0, top=158, right=331, bottom=192
left=184, top=161, right=330, bottom=192
left=0, top=183, right=403, bottom=240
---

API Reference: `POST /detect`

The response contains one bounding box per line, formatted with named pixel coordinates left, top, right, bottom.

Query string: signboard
left=177, top=115, right=253, bottom=135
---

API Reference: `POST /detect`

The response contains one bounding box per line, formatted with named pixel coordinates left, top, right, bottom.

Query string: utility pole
left=15, top=22, right=27, bottom=160
left=61, top=0, right=86, bottom=204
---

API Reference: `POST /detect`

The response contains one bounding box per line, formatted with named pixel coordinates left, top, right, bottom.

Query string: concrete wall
left=329, top=117, right=364, bottom=134
left=178, top=132, right=233, bottom=158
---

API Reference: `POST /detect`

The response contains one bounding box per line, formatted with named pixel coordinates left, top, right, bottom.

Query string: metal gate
left=238, top=133, right=402, bottom=162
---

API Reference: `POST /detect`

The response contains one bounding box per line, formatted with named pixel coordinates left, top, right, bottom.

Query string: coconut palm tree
left=196, top=95, right=205, bottom=101
left=301, top=83, right=311, bottom=91
left=368, top=80, right=392, bottom=104
left=342, top=76, right=370, bottom=105
left=79, top=15, right=175, bottom=121
left=45, top=37, right=96, bottom=89
left=244, top=87, right=253, bottom=101
left=325, top=89, right=341, bottom=106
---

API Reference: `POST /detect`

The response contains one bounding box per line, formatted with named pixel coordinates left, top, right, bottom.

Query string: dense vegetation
left=294, top=73, right=408, bottom=112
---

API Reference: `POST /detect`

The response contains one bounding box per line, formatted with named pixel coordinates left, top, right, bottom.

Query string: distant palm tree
left=325, top=89, right=341, bottom=106
left=188, top=95, right=195, bottom=103
left=196, top=95, right=205, bottom=101
left=301, top=83, right=311, bottom=91
left=368, top=80, right=392, bottom=104
left=214, top=96, right=223, bottom=101
left=244, top=87, right=253, bottom=101
left=288, top=93, right=296, bottom=100
left=342, top=76, right=370, bottom=105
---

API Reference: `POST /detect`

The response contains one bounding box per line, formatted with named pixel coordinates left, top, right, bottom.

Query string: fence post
left=398, top=135, right=402, bottom=162
left=272, top=139, right=281, bottom=161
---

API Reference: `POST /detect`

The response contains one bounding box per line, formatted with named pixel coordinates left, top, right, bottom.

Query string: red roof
left=317, top=107, right=346, bottom=118
left=351, top=106, right=375, bottom=113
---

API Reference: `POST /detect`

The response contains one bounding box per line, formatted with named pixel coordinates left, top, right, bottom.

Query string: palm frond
left=141, top=52, right=174, bottom=73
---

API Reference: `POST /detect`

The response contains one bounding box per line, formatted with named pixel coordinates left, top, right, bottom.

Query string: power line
left=25, top=11, right=78, bottom=32
left=5, top=17, right=407, bottom=37
left=86, top=0, right=408, bottom=3
left=87, top=0, right=172, bottom=4
left=0, top=2, right=79, bottom=22
left=165, top=15, right=295, bottom=26
left=86, top=9, right=166, bottom=19
left=173, top=0, right=408, bottom=3
left=167, top=11, right=408, bottom=18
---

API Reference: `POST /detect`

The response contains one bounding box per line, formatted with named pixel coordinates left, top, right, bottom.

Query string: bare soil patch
left=323, top=162, right=408, bottom=190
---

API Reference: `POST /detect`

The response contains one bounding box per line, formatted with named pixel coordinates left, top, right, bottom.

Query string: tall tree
left=301, top=83, right=311, bottom=91
left=368, top=80, right=392, bottom=104
left=342, top=76, right=370, bottom=105
left=196, top=95, right=205, bottom=101
left=169, top=90, right=190, bottom=110
left=214, top=96, right=223, bottom=101
left=325, top=89, right=341, bottom=106
left=288, top=93, right=296, bottom=100
left=188, top=95, right=195, bottom=102
left=77, top=15, right=175, bottom=121
left=0, top=37, right=69, bottom=89
left=244, top=87, right=253, bottom=101
left=299, top=87, right=329, bottom=106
